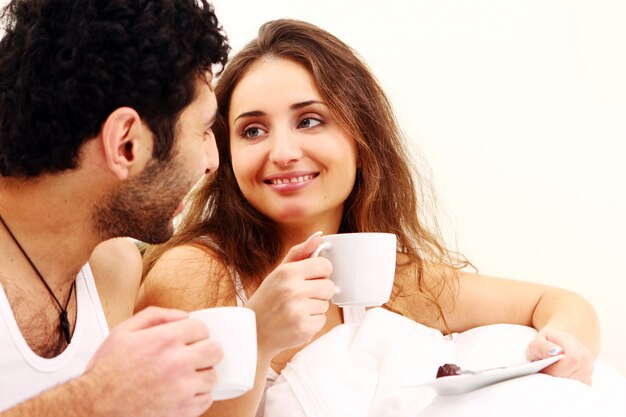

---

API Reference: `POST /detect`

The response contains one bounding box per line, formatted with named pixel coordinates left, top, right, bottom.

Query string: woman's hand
left=526, top=329, right=594, bottom=385
left=245, top=233, right=335, bottom=358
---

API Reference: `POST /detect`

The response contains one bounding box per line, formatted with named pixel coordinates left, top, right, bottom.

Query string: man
left=0, top=0, right=229, bottom=415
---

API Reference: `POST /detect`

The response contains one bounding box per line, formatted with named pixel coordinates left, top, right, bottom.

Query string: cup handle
left=310, top=241, right=332, bottom=258
left=309, top=242, right=340, bottom=295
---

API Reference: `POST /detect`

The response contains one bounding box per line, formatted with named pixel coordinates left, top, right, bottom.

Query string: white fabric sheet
left=264, top=308, right=625, bottom=417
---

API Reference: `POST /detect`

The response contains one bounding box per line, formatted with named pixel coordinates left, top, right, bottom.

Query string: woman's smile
left=263, top=171, right=319, bottom=192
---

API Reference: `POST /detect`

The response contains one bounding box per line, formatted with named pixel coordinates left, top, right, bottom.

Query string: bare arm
left=1, top=376, right=98, bottom=417
left=1, top=307, right=222, bottom=417
left=391, top=260, right=599, bottom=384
left=444, top=271, right=600, bottom=356
left=138, top=236, right=334, bottom=417
left=439, top=269, right=599, bottom=384
left=2, top=239, right=214, bottom=416
left=138, top=245, right=271, bottom=417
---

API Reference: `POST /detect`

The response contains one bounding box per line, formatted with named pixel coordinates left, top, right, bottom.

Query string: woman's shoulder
left=147, top=243, right=226, bottom=279
left=90, top=237, right=142, bottom=328
left=136, top=242, right=236, bottom=312
left=389, top=254, right=459, bottom=331
left=90, top=237, right=143, bottom=278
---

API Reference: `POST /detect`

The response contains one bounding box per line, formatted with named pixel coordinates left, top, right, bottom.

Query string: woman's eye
left=242, top=126, right=266, bottom=139
left=298, top=117, right=322, bottom=129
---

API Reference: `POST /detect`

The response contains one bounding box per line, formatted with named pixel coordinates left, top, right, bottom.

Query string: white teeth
left=271, top=174, right=313, bottom=185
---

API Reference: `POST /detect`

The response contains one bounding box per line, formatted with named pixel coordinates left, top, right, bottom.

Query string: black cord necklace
left=0, top=214, right=74, bottom=344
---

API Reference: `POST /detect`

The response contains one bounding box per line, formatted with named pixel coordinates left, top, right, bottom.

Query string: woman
left=137, top=19, right=599, bottom=417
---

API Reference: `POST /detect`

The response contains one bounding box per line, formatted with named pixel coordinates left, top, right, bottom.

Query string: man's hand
left=85, top=306, right=223, bottom=417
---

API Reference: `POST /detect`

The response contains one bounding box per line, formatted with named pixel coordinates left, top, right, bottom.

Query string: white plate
left=418, top=354, right=565, bottom=396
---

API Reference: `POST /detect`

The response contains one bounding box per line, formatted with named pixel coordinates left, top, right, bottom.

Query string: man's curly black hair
left=0, top=0, right=230, bottom=177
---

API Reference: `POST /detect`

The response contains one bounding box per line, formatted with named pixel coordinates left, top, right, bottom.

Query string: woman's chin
left=268, top=206, right=313, bottom=224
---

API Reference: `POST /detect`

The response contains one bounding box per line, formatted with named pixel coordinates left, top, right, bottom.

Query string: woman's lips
left=263, top=172, right=319, bottom=191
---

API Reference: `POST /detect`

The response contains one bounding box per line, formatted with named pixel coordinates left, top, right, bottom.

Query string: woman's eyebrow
left=233, top=100, right=326, bottom=123
left=234, top=110, right=265, bottom=123
left=290, top=100, right=325, bottom=110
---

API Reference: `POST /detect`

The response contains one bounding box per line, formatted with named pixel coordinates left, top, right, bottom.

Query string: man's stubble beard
left=94, top=155, right=195, bottom=244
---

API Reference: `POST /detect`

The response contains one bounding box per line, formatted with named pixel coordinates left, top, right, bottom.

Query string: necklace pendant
left=60, top=311, right=71, bottom=344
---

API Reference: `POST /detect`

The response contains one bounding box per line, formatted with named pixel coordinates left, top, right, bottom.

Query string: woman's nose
left=268, top=130, right=302, bottom=166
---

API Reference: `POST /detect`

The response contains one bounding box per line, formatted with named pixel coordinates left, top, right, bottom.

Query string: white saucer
left=418, top=354, right=565, bottom=396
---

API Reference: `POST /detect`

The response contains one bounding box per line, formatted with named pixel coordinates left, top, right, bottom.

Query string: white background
left=211, top=0, right=626, bottom=374
left=2, top=0, right=624, bottom=374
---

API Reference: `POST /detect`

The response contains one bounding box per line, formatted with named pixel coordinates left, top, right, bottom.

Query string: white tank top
left=0, top=262, right=109, bottom=411
left=231, top=270, right=366, bottom=417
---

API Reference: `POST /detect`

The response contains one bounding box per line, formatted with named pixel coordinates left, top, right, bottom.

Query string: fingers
left=526, top=333, right=563, bottom=361
left=188, top=338, right=224, bottom=371
left=273, top=256, right=332, bottom=284
left=188, top=391, right=215, bottom=417
left=304, top=298, right=331, bottom=316
left=110, top=309, right=219, bottom=356
left=542, top=353, right=593, bottom=385
left=301, top=257, right=333, bottom=281
left=305, top=276, right=336, bottom=301
left=147, top=317, right=213, bottom=345
left=269, top=261, right=334, bottom=304
left=117, top=306, right=188, bottom=332
left=529, top=330, right=594, bottom=385
left=281, top=231, right=323, bottom=264
left=195, top=366, right=219, bottom=394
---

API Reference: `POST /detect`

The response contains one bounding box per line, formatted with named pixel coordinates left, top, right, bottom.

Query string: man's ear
left=100, top=107, right=153, bottom=180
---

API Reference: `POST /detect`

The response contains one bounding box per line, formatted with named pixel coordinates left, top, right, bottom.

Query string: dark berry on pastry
left=436, top=363, right=462, bottom=378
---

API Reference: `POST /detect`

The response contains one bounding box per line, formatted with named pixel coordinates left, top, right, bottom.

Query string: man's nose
left=204, top=131, right=219, bottom=174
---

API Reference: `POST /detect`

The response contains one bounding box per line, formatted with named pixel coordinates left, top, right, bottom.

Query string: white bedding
left=264, top=308, right=625, bottom=417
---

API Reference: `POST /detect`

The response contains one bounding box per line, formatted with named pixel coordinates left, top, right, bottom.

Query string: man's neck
left=0, top=174, right=101, bottom=288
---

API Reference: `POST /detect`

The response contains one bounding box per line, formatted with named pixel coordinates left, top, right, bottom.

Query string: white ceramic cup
left=311, top=233, right=397, bottom=307
left=189, top=306, right=257, bottom=401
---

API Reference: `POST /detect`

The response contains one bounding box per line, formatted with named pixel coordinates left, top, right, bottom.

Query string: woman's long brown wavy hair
left=143, top=19, right=468, bottom=328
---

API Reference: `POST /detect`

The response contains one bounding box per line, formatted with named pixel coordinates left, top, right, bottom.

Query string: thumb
left=281, top=231, right=323, bottom=264
left=526, top=331, right=563, bottom=361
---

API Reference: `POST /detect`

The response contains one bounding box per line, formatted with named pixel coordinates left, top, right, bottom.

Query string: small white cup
left=311, top=233, right=396, bottom=307
left=189, top=307, right=257, bottom=400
